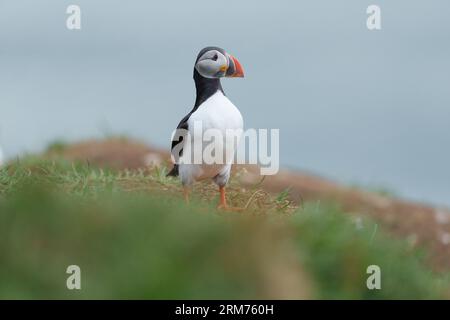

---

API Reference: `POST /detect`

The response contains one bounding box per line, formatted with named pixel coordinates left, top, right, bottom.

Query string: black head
left=194, top=46, right=244, bottom=79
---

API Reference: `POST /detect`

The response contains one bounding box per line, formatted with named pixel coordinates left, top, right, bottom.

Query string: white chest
left=179, top=91, right=244, bottom=183
left=188, top=91, right=243, bottom=133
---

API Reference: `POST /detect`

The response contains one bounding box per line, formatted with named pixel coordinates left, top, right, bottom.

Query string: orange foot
left=217, top=186, right=244, bottom=211
left=183, top=186, right=190, bottom=204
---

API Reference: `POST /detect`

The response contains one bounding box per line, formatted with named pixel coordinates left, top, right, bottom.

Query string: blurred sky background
left=0, top=0, right=449, bottom=206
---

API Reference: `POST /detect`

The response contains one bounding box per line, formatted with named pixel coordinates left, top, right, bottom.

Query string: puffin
left=167, top=46, right=245, bottom=208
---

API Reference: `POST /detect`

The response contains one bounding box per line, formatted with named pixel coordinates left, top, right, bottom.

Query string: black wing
left=167, top=112, right=191, bottom=177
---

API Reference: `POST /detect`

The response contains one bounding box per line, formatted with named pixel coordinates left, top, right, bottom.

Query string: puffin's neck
left=193, top=69, right=224, bottom=108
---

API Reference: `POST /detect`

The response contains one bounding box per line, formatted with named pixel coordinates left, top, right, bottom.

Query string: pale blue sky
left=0, top=0, right=449, bottom=206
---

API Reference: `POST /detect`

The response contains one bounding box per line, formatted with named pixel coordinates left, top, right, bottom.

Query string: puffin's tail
left=167, top=164, right=179, bottom=177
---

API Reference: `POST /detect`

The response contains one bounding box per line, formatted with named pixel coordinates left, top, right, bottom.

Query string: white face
left=195, top=49, right=229, bottom=79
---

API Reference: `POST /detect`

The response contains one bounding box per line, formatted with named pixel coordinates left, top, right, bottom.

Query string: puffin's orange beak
left=227, top=54, right=244, bottom=78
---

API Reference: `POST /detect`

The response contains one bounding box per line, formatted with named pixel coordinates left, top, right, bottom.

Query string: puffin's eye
left=212, top=54, right=218, bottom=61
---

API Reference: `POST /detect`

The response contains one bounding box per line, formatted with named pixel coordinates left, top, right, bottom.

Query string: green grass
left=0, top=158, right=448, bottom=299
